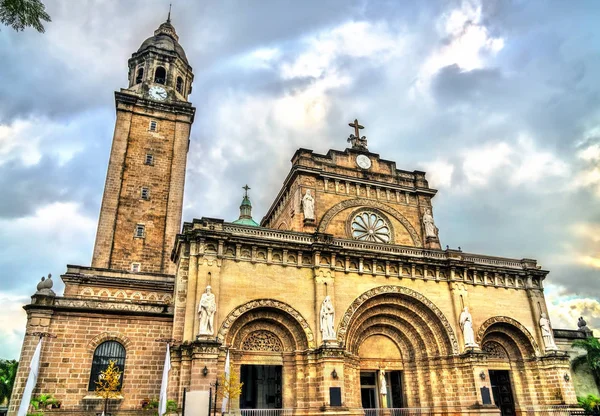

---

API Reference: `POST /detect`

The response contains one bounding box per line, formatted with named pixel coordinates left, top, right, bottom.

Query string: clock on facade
left=356, top=154, right=371, bottom=169
left=149, top=85, right=168, bottom=101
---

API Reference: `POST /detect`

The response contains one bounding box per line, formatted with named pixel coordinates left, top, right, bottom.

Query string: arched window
left=176, top=76, right=184, bottom=94
left=135, top=67, right=144, bottom=84
left=154, top=66, right=166, bottom=84
left=88, top=341, right=126, bottom=391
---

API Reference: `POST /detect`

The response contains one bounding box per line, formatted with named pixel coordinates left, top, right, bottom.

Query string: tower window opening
left=141, top=187, right=150, bottom=200
left=135, top=224, right=145, bottom=238
left=176, top=76, right=184, bottom=94
left=145, top=154, right=154, bottom=165
left=149, top=120, right=158, bottom=131
left=131, top=263, right=141, bottom=273
left=154, top=66, right=166, bottom=84
left=135, top=67, right=144, bottom=84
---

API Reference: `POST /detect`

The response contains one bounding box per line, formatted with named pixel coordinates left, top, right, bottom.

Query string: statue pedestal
left=321, top=339, right=339, bottom=348
left=425, top=236, right=441, bottom=250
left=463, top=345, right=482, bottom=354
left=196, top=334, right=217, bottom=342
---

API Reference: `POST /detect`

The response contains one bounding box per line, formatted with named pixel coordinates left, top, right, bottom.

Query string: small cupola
left=233, top=185, right=259, bottom=227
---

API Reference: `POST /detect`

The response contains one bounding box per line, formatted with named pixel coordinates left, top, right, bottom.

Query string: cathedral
left=9, top=15, right=580, bottom=416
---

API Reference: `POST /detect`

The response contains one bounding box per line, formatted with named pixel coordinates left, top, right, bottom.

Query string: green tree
left=0, top=0, right=51, bottom=33
left=0, top=359, right=18, bottom=405
left=572, top=336, right=600, bottom=384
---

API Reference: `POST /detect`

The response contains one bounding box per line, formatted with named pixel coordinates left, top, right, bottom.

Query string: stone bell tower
left=91, top=13, right=196, bottom=274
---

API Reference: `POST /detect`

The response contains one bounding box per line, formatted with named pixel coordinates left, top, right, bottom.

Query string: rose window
left=351, top=212, right=391, bottom=243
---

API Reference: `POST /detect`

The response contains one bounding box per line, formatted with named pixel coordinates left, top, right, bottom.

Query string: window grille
left=145, top=154, right=154, bottom=165
left=141, top=187, right=150, bottom=200
left=135, top=224, right=145, bottom=238
left=88, top=341, right=126, bottom=391
left=176, top=76, right=184, bottom=94
left=149, top=120, right=157, bottom=131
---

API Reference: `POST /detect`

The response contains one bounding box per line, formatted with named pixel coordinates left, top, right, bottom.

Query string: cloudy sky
left=1, top=0, right=599, bottom=359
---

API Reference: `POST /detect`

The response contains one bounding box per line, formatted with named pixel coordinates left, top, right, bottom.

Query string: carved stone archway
left=476, top=316, right=540, bottom=357
left=317, top=198, right=422, bottom=246
left=217, top=299, right=316, bottom=349
left=337, top=285, right=459, bottom=354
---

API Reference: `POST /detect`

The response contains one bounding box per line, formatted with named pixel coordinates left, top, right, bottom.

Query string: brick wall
left=9, top=309, right=173, bottom=414
left=92, top=95, right=193, bottom=275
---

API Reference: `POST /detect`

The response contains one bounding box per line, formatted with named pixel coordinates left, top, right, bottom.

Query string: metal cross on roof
left=348, top=119, right=364, bottom=138
left=243, top=184, right=251, bottom=197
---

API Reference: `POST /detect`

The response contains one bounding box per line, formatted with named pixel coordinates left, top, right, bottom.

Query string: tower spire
left=167, top=3, right=172, bottom=23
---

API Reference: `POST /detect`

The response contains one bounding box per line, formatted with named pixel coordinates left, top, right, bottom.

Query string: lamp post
left=210, top=379, right=220, bottom=416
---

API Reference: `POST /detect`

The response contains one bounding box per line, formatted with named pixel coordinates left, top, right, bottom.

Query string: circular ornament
left=351, top=211, right=391, bottom=243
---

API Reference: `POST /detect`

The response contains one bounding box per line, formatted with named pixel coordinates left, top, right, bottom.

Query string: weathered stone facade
left=9, top=15, right=580, bottom=416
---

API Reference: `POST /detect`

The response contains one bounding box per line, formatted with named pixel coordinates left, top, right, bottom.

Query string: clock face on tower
left=356, top=154, right=372, bottom=169
left=149, top=85, right=168, bottom=101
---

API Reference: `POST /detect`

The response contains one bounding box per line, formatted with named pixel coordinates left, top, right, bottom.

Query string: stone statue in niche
left=539, top=312, right=558, bottom=351
left=320, top=296, right=336, bottom=341
left=198, top=285, right=216, bottom=336
left=379, top=369, right=387, bottom=396
left=459, top=307, right=479, bottom=348
left=422, top=208, right=438, bottom=239
left=302, top=189, right=315, bottom=221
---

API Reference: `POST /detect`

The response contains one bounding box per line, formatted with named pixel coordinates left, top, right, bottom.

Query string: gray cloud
left=1, top=0, right=600, bottom=357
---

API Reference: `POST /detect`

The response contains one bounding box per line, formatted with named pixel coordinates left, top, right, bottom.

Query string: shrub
left=578, top=394, right=600, bottom=416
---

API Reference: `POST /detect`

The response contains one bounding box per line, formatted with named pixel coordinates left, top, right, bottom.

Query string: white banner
left=17, top=339, right=42, bottom=416
left=221, top=349, right=230, bottom=413
left=159, top=343, right=171, bottom=416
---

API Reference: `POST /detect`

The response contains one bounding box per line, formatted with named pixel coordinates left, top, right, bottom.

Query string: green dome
left=232, top=217, right=259, bottom=226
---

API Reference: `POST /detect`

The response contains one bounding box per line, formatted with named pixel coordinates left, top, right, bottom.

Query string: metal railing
left=364, top=408, right=432, bottom=416
left=521, top=405, right=585, bottom=415
left=240, top=409, right=294, bottom=416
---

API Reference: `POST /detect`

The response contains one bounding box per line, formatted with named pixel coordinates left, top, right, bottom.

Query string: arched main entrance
left=338, top=286, right=458, bottom=409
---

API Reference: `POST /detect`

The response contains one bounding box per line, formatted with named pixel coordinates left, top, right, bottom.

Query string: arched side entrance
left=218, top=299, right=314, bottom=411
left=478, top=316, right=540, bottom=414
left=338, top=286, right=458, bottom=409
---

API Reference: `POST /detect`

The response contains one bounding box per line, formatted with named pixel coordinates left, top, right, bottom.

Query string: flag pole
left=17, top=332, right=56, bottom=416
left=155, top=338, right=179, bottom=416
